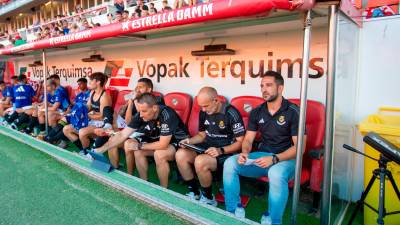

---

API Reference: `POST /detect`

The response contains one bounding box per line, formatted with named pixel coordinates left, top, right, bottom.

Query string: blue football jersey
left=13, top=84, right=35, bottom=108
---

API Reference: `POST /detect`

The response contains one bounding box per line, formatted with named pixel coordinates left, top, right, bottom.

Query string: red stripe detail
left=0, top=0, right=306, bottom=55
left=110, top=78, right=130, bottom=87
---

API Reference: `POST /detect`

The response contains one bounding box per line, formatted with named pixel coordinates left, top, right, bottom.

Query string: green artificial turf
left=0, top=134, right=190, bottom=225
left=0, top=126, right=364, bottom=225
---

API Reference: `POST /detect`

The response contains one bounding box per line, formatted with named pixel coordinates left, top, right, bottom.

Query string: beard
left=264, top=93, right=278, bottom=103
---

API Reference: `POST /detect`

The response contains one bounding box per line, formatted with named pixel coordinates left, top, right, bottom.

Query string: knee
left=194, top=156, right=209, bottom=173
left=267, top=167, right=288, bottom=187
left=154, top=150, right=168, bottom=165
left=175, top=148, right=188, bottom=164
left=223, top=155, right=239, bottom=174
left=63, top=125, right=72, bottom=134
left=78, top=128, right=89, bottom=139
left=124, top=139, right=137, bottom=153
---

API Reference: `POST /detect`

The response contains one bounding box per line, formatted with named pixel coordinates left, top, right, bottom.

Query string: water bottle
left=234, top=203, right=245, bottom=218
left=260, top=211, right=272, bottom=225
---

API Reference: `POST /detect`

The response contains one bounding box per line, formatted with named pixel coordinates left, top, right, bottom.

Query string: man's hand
left=179, top=138, right=190, bottom=146
left=254, top=156, right=273, bottom=168
left=205, top=147, right=222, bottom=158
left=238, top=153, right=249, bottom=165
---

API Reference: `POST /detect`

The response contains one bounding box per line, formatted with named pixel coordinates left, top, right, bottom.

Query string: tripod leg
left=377, top=170, right=386, bottom=225
left=386, top=171, right=400, bottom=201
left=347, top=174, right=377, bottom=225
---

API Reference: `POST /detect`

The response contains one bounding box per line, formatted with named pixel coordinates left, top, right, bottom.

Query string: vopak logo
left=105, top=60, right=133, bottom=88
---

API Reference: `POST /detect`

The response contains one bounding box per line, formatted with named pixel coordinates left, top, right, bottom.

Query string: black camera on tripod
left=343, top=132, right=400, bottom=225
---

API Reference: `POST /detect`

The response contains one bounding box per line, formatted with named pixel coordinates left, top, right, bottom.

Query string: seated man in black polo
left=176, top=87, right=245, bottom=206
left=223, top=71, right=305, bottom=225
left=93, top=93, right=188, bottom=188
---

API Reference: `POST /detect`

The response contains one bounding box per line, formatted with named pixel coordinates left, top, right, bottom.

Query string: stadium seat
left=230, top=96, right=265, bottom=128
left=152, top=91, right=163, bottom=98
left=114, top=90, right=131, bottom=113
left=64, top=85, right=75, bottom=103
left=164, top=92, right=192, bottom=125
left=187, top=95, right=227, bottom=137
left=257, top=99, right=325, bottom=195
left=106, top=87, right=119, bottom=108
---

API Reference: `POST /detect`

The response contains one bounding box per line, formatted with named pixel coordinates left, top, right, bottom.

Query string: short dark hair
left=137, top=78, right=153, bottom=91
left=18, top=74, right=27, bottom=82
left=261, top=70, right=284, bottom=86
left=77, top=77, right=87, bottom=83
left=48, top=74, right=60, bottom=80
left=0, top=81, right=5, bottom=85
left=136, top=93, right=157, bottom=106
left=11, top=76, right=17, bottom=80
left=90, top=72, right=107, bottom=87
left=115, top=11, right=122, bottom=15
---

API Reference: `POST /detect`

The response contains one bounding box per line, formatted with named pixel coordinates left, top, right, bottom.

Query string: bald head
left=197, top=87, right=218, bottom=102
left=197, top=87, right=220, bottom=115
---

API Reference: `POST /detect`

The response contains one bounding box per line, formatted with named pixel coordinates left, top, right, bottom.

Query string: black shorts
left=134, top=136, right=181, bottom=150
left=133, top=136, right=159, bottom=144
left=194, top=142, right=232, bottom=167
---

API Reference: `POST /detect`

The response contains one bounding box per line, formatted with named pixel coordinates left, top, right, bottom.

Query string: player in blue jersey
left=4, top=75, right=35, bottom=127
left=0, top=80, right=14, bottom=117
left=42, top=78, right=90, bottom=148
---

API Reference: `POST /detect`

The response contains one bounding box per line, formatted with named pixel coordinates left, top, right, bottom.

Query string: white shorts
left=117, top=115, right=127, bottom=129
left=88, top=120, right=104, bottom=128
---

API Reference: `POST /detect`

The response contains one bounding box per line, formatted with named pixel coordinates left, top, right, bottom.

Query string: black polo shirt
left=198, top=103, right=245, bottom=147
left=128, top=104, right=189, bottom=142
left=248, top=98, right=301, bottom=154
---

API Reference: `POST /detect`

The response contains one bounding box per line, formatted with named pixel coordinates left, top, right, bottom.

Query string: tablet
left=88, top=151, right=111, bottom=164
left=179, top=143, right=206, bottom=154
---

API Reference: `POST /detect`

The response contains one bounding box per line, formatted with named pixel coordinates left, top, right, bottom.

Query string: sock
left=73, top=139, right=83, bottom=151
left=93, top=136, right=109, bottom=148
left=26, top=117, right=39, bottom=132
left=52, top=129, right=67, bottom=143
left=186, top=179, right=200, bottom=196
left=14, top=112, right=30, bottom=126
left=202, top=185, right=213, bottom=200
left=47, top=123, right=64, bottom=141
left=39, top=123, right=45, bottom=132
left=5, top=112, right=18, bottom=123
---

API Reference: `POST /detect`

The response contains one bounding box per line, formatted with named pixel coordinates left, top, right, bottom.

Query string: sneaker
left=57, top=140, right=68, bottom=149
left=185, top=192, right=200, bottom=201
left=260, top=212, right=272, bottom=225
left=234, top=203, right=246, bottom=218
left=10, top=123, right=18, bottom=130
left=79, top=150, right=87, bottom=156
left=199, top=194, right=218, bottom=207
left=85, top=153, right=93, bottom=160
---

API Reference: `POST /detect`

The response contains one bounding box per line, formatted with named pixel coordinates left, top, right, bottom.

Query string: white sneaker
left=85, top=153, right=93, bottom=160
left=57, top=140, right=68, bottom=149
left=185, top=192, right=200, bottom=201
left=199, top=194, right=218, bottom=207
left=260, top=212, right=272, bottom=225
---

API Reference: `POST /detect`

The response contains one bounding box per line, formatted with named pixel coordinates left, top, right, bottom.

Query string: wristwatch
left=220, top=147, right=225, bottom=154
left=272, top=154, right=280, bottom=165
left=138, top=142, right=143, bottom=150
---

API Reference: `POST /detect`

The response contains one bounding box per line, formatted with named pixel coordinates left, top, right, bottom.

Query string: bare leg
left=78, top=126, right=96, bottom=149
left=124, top=138, right=138, bottom=175
left=153, top=145, right=176, bottom=188
left=176, top=148, right=197, bottom=180
left=194, top=154, right=217, bottom=188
